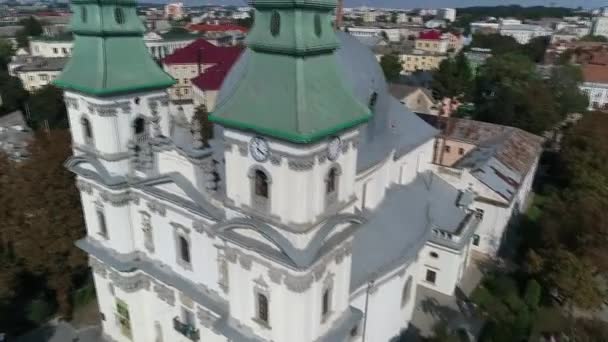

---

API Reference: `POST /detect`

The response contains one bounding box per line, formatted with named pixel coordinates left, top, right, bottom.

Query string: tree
left=193, top=104, right=214, bottom=147
left=548, top=64, right=589, bottom=116
left=27, top=85, right=68, bottom=130
left=19, top=16, right=43, bottom=37
left=379, top=53, right=402, bottom=82
left=8, top=130, right=87, bottom=316
left=523, top=36, right=550, bottom=63
left=472, top=53, right=561, bottom=134
left=15, top=29, right=29, bottom=49
left=0, top=38, right=15, bottom=71
left=580, top=35, right=608, bottom=43
left=523, top=279, right=542, bottom=310
left=544, top=248, right=603, bottom=310
left=0, top=72, right=28, bottom=115
left=432, top=52, right=472, bottom=100
left=470, top=33, right=520, bottom=55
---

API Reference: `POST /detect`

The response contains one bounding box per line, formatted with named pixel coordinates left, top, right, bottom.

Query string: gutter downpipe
left=361, top=280, right=375, bottom=342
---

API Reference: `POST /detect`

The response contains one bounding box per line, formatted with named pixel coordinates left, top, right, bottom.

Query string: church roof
left=210, top=0, right=371, bottom=144
left=350, top=172, right=472, bottom=291
left=53, top=0, right=175, bottom=96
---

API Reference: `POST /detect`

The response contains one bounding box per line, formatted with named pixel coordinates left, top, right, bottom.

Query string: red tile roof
left=162, top=38, right=243, bottom=65
left=582, top=64, right=608, bottom=84
left=418, top=30, right=443, bottom=40
left=186, top=24, right=248, bottom=33
left=191, top=61, right=236, bottom=91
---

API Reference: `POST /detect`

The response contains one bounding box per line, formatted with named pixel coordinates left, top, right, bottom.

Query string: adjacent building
left=162, top=38, right=242, bottom=101
left=29, top=32, right=201, bottom=60
left=164, top=2, right=184, bottom=20
left=389, top=84, right=438, bottom=115
left=581, top=63, right=608, bottom=110
left=592, top=16, right=608, bottom=38
left=499, top=24, right=553, bottom=44
left=10, top=56, right=68, bottom=91
left=438, top=8, right=456, bottom=23
left=430, top=118, right=543, bottom=256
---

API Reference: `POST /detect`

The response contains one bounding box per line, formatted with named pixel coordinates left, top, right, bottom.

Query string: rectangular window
left=39, top=74, right=48, bottom=81
left=425, top=269, right=437, bottom=284
left=458, top=147, right=465, bottom=155
left=53, top=48, right=58, bottom=54
left=257, top=292, right=269, bottom=323
left=322, top=287, right=331, bottom=320
left=97, top=208, right=108, bottom=238
left=444, top=145, right=451, bottom=153
left=473, top=234, right=481, bottom=246
left=179, top=235, right=190, bottom=264
left=115, top=299, right=132, bottom=338
left=62, top=48, right=67, bottom=54
left=475, top=208, right=485, bottom=219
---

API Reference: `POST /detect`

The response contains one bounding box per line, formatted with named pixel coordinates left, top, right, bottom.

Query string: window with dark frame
left=257, top=292, right=269, bottom=323
left=429, top=251, right=439, bottom=258
left=179, top=235, right=190, bottom=264
left=82, top=117, right=93, bottom=143
left=254, top=170, right=269, bottom=198
left=444, top=145, right=451, bottom=153
left=458, top=147, right=465, bottom=155
left=134, top=117, right=146, bottom=135
left=322, top=288, right=330, bottom=318
left=97, top=208, right=108, bottom=238
left=326, top=168, right=337, bottom=194
left=425, top=269, right=437, bottom=284
left=473, top=234, right=480, bottom=246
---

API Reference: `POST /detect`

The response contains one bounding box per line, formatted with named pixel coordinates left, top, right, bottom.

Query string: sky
left=173, top=0, right=606, bottom=9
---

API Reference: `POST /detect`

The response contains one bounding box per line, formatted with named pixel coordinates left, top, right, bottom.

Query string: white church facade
left=54, top=0, right=540, bottom=341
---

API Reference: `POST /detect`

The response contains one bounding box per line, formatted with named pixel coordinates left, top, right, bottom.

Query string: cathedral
left=55, top=0, right=538, bottom=341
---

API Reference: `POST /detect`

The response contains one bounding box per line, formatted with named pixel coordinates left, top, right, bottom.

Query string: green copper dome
left=53, top=0, right=175, bottom=96
left=209, top=0, right=371, bottom=144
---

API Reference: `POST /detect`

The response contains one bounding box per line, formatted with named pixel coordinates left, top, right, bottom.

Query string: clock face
left=249, top=137, right=269, bottom=162
left=327, top=137, right=342, bottom=161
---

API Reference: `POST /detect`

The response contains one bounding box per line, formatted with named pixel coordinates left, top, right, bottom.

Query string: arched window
left=114, top=7, right=125, bottom=24
left=326, top=167, right=338, bottom=194
left=133, top=117, right=146, bottom=136
left=81, top=117, right=93, bottom=145
left=257, top=293, right=269, bottom=323
left=96, top=207, right=108, bottom=238
left=81, top=7, right=87, bottom=23
left=254, top=170, right=269, bottom=199
left=401, top=276, right=413, bottom=308
left=270, top=11, right=281, bottom=37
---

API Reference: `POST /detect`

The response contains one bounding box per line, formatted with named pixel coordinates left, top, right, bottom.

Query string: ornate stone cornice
left=109, top=271, right=151, bottom=293
left=73, top=144, right=131, bottom=161
left=147, top=199, right=167, bottom=216
left=84, top=100, right=131, bottom=117
left=153, top=281, right=176, bottom=306
left=100, top=190, right=140, bottom=206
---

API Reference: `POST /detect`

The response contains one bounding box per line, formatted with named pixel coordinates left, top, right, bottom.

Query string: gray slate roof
left=350, top=171, right=470, bottom=291
left=14, top=56, right=69, bottom=72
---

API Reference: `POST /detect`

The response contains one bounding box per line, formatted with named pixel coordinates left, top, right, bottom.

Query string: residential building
left=470, top=22, right=500, bottom=34
left=362, top=10, right=377, bottom=23
left=592, top=16, right=608, bottom=38
left=162, top=39, right=242, bottom=101
left=389, top=84, right=438, bottom=115
left=425, top=19, right=447, bottom=29
left=54, top=0, right=540, bottom=341
left=431, top=118, right=543, bottom=256
left=438, top=8, right=456, bottom=22
left=396, top=12, right=409, bottom=24
left=0, top=111, right=31, bottom=162
left=29, top=32, right=200, bottom=60
left=191, top=58, right=239, bottom=111
left=346, top=26, right=401, bottom=42
left=443, top=32, right=464, bottom=53
left=580, top=63, right=608, bottom=110
left=499, top=24, right=553, bottom=44
left=11, top=56, right=67, bottom=91
left=164, top=2, right=184, bottom=20
left=402, top=49, right=447, bottom=72
left=415, top=30, right=448, bottom=54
